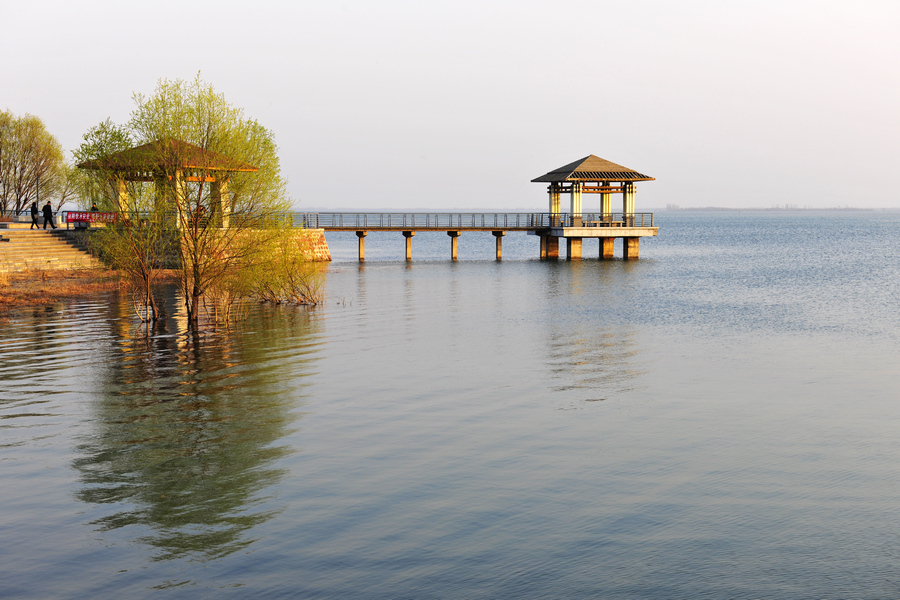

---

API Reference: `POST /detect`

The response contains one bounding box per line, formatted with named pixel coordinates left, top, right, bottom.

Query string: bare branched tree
left=0, top=110, right=70, bottom=214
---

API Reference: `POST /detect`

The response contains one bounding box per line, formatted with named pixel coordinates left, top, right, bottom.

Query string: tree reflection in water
left=72, top=286, right=322, bottom=561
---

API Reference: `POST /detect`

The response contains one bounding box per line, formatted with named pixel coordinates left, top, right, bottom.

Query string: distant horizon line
left=297, top=206, right=898, bottom=213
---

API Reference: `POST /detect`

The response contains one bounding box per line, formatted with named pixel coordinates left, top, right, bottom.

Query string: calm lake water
left=2, top=212, right=900, bottom=599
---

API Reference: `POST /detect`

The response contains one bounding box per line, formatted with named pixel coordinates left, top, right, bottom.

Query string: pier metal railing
left=294, top=212, right=654, bottom=230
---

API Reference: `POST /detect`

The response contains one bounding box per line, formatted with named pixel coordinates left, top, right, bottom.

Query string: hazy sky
left=3, top=0, right=898, bottom=209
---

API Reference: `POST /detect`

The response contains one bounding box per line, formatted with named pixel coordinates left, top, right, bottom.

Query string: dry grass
left=0, top=269, right=179, bottom=314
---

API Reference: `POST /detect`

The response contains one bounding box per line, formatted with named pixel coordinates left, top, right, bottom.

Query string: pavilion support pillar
left=600, top=237, right=615, bottom=259
left=356, top=231, right=367, bottom=262
left=211, top=179, right=230, bottom=228
left=623, top=182, right=636, bottom=226
left=173, top=169, right=187, bottom=230
left=623, top=237, right=640, bottom=260
left=541, top=235, right=559, bottom=259
left=115, top=178, right=129, bottom=213
left=570, top=182, right=583, bottom=226
left=492, top=231, right=505, bottom=260
left=600, top=182, right=612, bottom=221
left=549, top=182, right=561, bottom=226
left=448, top=231, right=460, bottom=261
left=403, top=231, right=415, bottom=261
left=567, top=237, right=582, bottom=260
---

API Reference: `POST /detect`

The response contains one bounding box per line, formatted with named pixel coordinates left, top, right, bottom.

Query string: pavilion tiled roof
left=532, top=155, right=653, bottom=183
left=77, top=139, right=259, bottom=173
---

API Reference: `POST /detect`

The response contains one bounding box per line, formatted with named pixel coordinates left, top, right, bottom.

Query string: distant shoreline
left=657, top=206, right=886, bottom=212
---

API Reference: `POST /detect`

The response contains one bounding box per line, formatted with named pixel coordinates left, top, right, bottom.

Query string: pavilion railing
left=294, top=212, right=654, bottom=229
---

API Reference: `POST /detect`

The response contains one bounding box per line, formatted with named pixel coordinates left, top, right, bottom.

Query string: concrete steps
left=0, top=229, right=98, bottom=272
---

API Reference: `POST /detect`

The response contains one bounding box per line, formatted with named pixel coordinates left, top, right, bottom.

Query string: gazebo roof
left=532, top=155, right=653, bottom=183
left=76, top=139, right=259, bottom=173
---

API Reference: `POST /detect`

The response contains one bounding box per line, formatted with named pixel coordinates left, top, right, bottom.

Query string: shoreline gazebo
left=77, top=139, right=258, bottom=228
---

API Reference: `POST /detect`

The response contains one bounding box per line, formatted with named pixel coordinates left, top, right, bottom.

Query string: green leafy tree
left=76, top=75, right=321, bottom=325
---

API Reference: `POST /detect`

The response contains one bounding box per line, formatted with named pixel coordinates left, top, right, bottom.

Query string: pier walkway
left=294, top=212, right=658, bottom=261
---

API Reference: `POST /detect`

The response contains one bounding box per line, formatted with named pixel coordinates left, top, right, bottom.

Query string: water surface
left=2, top=212, right=900, bottom=598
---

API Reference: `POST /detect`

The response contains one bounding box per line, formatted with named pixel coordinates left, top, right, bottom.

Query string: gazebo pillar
left=212, top=179, right=230, bottom=228
left=600, top=182, right=612, bottom=221
left=623, top=182, right=636, bottom=226
left=549, top=182, right=561, bottom=226
left=570, top=182, right=582, bottom=226
left=115, top=178, right=129, bottom=213
left=173, top=169, right=187, bottom=230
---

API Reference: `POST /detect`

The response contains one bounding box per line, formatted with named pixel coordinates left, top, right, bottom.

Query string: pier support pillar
left=448, top=231, right=460, bottom=261
left=356, top=231, right=367, bottom=262
left=623, top=237, right=639, bottom=259
left=540, top=235, right=559, bottom=259
left=566, top=237, right=582, bottom=260
left=599, top=237, right=615, bottom=259
left=403, top=231, right=415, bottom=261
left=492, top=231, right=505, bottom=260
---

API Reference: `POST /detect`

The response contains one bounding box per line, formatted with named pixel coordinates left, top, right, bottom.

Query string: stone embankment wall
left=297, top=228, right=331, bottom=261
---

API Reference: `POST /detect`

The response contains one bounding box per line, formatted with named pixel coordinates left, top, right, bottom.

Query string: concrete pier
left=624, top=237, right=639, bottom=259
left=566, top=237, right=582, bottom=260
left=356, top=231, right=367, bottom=261
left=540, top=235, right=560, bottom=259
left=403, top=231, right=414, bottom=261
left=448, top=231, right=460, bottom=261
left=492, top=230, right=505, bottom=260
left=600, top=237, right=615, bottom=259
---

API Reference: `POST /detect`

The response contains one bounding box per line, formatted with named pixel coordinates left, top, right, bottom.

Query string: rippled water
left=2, top=212, right=900, bottom=598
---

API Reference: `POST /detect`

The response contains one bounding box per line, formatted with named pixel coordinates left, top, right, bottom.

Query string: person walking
left=42, top=201, right=56, bottom=229
left=30, top=202, right=39, bottom=229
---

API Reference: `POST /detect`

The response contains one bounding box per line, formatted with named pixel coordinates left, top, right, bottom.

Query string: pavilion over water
left=531, top=154, right=658, bottom=259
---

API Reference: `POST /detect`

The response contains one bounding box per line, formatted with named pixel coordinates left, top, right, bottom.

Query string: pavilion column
left=356, top=231, right=367, bottom=262
left=623, top=182, right=636, bottom=226
left=492, top=231, right=505, bottom=260
left=173, top=169, right=187, bottom=230
left=403, top=231, right=414, bottom=261
left=567, top=237, right=582, bottom=260
left=448, top=231, right=460, bottom=261
left=570, top=182, right=582, bottom=226
left=212, top=179, right=230, bottom=228
left=600, top=182, right=612, bottom=221
left=154, top=177, right=168, bottom=212
left=115, top=178, right=129, bottom=213
left=600, top=237, right=615, bottom=259
left=549, top=182, right=561, bottom=226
